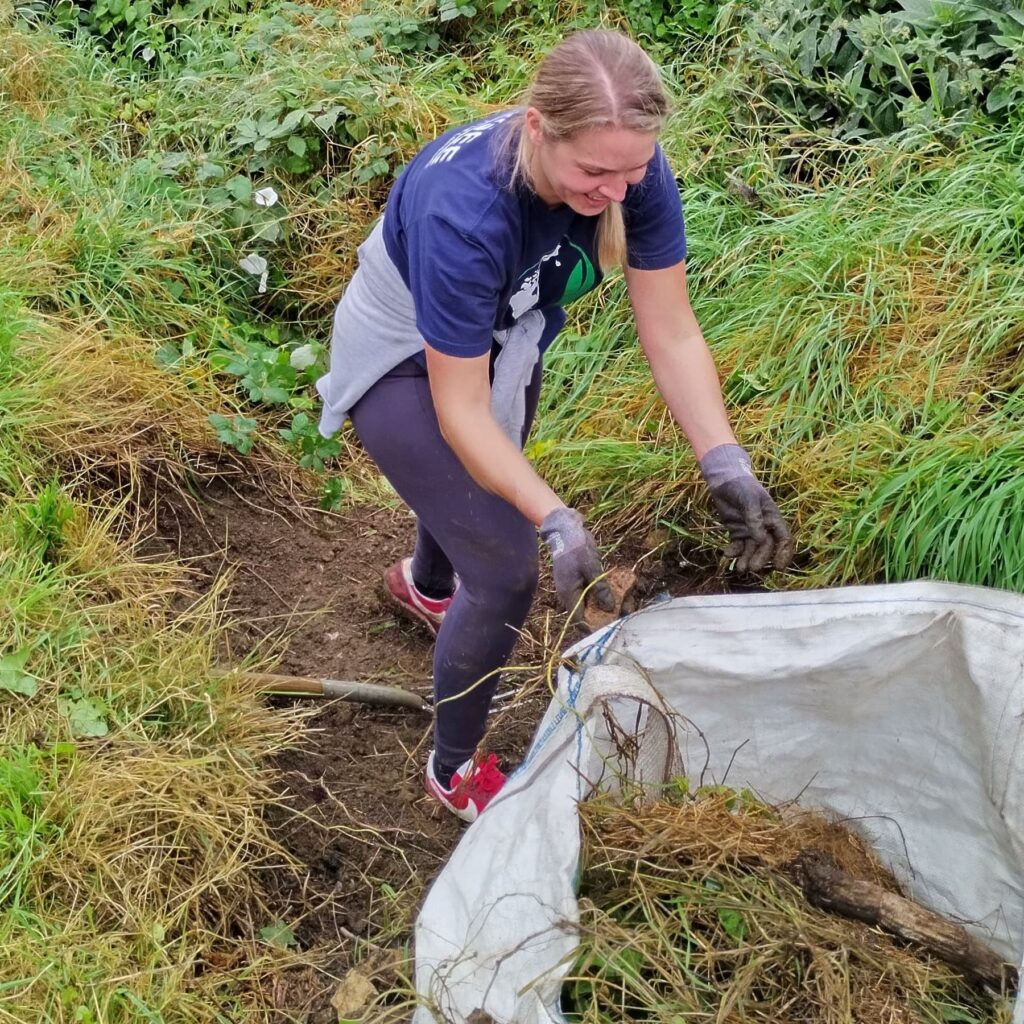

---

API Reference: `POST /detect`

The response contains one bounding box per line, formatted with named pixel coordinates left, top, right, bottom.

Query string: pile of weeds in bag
left=565, top=784, right=1017, bottom=1024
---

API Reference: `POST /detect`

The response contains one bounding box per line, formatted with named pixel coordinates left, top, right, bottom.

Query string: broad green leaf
left=155, top=342, right=182, bottom=369
left=158, top=151, right=189, bottom=174
left=986, top=80, right=1018, bottom=112
left=226, top=175, right=253, bottom=202
left=346, top=14, right=376, bottom=37
left=313, top=106, right=344, bottom=132
left=262, top=385, right=291, bottom=405
left=346, top=117, right=369, bottom=142
left=976, top=41, right=1007, bottom=59
left=718, top=907, right=748, bottom=943
left=798, top=22, right=818, bottom=77
left=896, top=0, right=940, bottom=28
left=61, top=697, right=109, bottom=738
left=197, top=161, right=223, bottom=183
left=279, top=107, right=307, bottom=134
left=0, top=650, right=37, bottom=698
left=259, top=920, right=296, bottom=948
left=252, top=220, right=283, bottom=243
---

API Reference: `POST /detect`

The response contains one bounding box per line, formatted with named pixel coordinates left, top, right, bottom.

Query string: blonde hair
left=499, top=30, right=669, bottom=271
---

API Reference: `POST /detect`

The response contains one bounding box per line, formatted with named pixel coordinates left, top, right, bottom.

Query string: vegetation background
left=1, top=0, right=1022, bottom=1019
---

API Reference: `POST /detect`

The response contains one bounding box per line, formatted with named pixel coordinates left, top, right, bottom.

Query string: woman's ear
left=524, top=106, right=545, bottom=146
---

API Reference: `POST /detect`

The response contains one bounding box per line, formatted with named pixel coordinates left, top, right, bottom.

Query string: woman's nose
left=598, top=178, right=627, bottom=202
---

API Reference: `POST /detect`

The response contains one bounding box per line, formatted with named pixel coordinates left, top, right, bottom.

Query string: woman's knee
left=503, top=548, right=540, bottom=602
left=458, top=530, right=539, bottom=605
left=484, top=550, right=539, bottom=607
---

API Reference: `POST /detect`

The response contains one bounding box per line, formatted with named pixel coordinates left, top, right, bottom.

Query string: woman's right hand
left=423, top=346, right=614, bottom=620
left=539, top=507, right=615, bottom=623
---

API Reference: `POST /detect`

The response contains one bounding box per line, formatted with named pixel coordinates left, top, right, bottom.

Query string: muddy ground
left=142, top=473, right=752, bottom=1022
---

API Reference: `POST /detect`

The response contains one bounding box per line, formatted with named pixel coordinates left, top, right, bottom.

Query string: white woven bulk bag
left=413, top=581, right=1024, bottom=1024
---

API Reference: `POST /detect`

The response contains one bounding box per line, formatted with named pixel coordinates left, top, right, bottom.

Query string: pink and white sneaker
left=424, top=750, right=506, bottom=823
left=384, top=558, right=455, bottom=637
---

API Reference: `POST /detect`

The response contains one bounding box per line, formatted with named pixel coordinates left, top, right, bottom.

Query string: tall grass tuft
left=0, top=477, right=317, bottom=1020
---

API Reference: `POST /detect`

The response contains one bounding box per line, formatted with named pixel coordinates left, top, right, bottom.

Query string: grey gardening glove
left=539, top=506, right=615, bottom=624
left=699, top=444, right=794, bottom=573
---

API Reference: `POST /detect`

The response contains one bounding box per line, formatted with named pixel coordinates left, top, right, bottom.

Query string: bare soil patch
left=140, top=474, right=744, bottom=1021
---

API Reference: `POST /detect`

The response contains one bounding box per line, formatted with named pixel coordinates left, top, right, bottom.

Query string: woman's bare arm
left=423, top=344, right=563, bottom=527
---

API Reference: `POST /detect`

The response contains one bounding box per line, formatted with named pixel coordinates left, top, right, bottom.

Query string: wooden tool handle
left=235, top=671, right=429, bottom=711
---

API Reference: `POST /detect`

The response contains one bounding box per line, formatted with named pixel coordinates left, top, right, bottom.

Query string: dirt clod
left=583, top=566, right=638, bottom=631
left=330, top=968, right=376, bottom=1018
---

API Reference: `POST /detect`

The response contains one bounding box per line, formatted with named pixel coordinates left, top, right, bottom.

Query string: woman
left=317, top=29, right=792, bottom=823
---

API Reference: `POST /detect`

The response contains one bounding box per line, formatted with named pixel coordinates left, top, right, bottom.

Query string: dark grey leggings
left=350, top=356, right=542, bottom=767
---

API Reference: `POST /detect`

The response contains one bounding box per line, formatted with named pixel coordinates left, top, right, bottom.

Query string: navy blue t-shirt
left=381, top=110, right=687, bottom=358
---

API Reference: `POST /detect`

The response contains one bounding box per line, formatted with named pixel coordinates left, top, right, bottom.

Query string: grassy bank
left=2, top=0, right=1022, bottom=1016
left=0, top=296, right=317, bottom=1019
left=8, top=4, right=1022, bottom=590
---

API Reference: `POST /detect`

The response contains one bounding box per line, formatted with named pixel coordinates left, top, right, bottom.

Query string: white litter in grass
left=253, top=186, right=279, bottom=208
left=289, top=343, right=317, bottom=371
left=239, top=253, right=269, bottom=294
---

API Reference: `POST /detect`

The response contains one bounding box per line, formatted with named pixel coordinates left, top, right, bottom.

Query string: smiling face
left=524, top=106, right=657, bottom=215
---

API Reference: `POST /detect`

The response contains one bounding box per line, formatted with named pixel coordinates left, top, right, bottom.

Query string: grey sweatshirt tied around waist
left=316, top=220, right=543, bottom=442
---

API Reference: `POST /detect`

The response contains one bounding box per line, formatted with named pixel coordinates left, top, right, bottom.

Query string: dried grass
left=0, top=26, right=72, bottom=117
left=566, top=789, right=1012, bottom=1024
left=0, top=480, right=335, bottom=1020
left=277, top=188, right=381, bottom=314
left=4, top=311, right=307, bottom=508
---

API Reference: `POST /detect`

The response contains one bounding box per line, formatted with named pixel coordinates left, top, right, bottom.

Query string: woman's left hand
left=699, top=444, right=794, bottom=573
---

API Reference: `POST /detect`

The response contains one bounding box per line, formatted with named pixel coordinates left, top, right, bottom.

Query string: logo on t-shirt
left=507, top=238, right=597, bottom=319
left=426, top=111, right=514, bottom=168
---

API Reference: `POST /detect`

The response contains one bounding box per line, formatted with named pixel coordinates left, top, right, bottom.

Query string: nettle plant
left=348, top=7, right=444, bottom=52
left=345, top=0, right=523, bottom=55
left=38, top=0, right=252, bottom=67
left=152, top=115, right=388, bottom=497
left=205, top=320, right=349, bottom=507
left=376, top=0, right=721, bottom=54
left=615, top=0, right=721, bottom=54
left=739, top=0, right=1024, bottom=139
left=227, top=82, right=402, bottom=182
